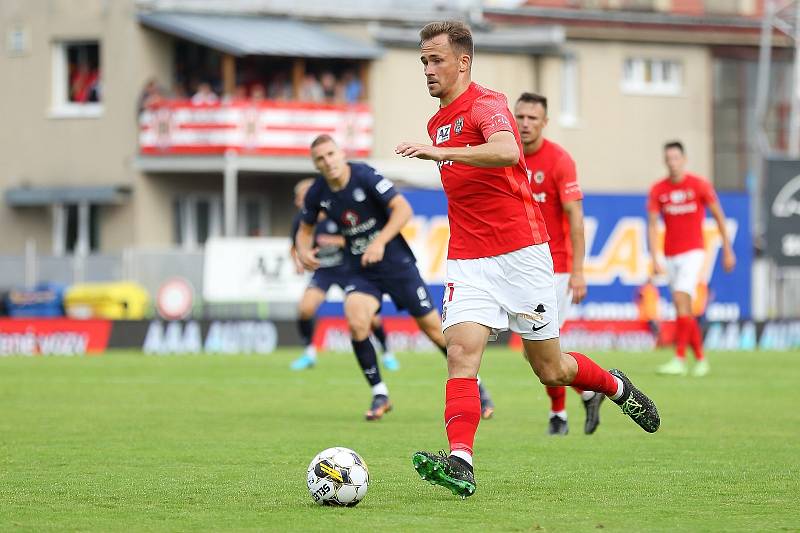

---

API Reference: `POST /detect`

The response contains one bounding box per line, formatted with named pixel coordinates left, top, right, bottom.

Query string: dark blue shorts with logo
left=344, top=264, right=434, bottom=318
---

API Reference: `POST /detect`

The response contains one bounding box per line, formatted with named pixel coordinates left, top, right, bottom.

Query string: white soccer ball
left=307, top=447, right=370, bottom=506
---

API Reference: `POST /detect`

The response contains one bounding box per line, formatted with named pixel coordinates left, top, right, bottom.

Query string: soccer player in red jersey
left=648, top=141, right=736, bottom=377
left=395, top=21, right=660, bottom=498
left=514, top=92, right=605, bottom=436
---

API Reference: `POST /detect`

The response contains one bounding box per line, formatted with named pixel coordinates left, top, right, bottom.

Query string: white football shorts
left=441, top=243, right=560, bottom=341
left=664, top=249, right=705, bottom=299
left=554, top=273, right=571, bottom=329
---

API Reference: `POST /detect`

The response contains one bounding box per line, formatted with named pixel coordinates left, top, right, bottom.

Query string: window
left=560, top=53, right=579, bottom=127
left=51, top=41, right=102, bottom=117
left=622, top=58, right=683, bottom=96
left=173, top=194, right=269, bottom=249
left=52, top=203, right=99, bottom=255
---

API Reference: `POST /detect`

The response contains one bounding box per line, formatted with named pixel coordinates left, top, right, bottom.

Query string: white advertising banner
left=203, top=237, right=308, bottom=302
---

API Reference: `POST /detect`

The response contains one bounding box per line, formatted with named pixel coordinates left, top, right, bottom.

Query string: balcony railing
left=139, top=100, right=373, bottom=157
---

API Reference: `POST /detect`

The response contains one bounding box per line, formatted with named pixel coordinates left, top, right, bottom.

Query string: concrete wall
left=0, top=0, right=173, bottom=253
left=538, top=40, right=712, bottom=192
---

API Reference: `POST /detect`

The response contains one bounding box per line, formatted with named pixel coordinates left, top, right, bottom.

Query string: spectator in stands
left=70, top=63, right=100, bottom=103
left=342, top=70, right=363, bottom=103
left=268, top=72, right=292, bottom=101
left=251, top=83, right=267, bottom=103
left=299, top=73, right=324, bottom=102
left=137, top=78, right=165, bottom=113
left=191, top=82, right=219, bottom=105
left=320, top=71, right=338, bottom=102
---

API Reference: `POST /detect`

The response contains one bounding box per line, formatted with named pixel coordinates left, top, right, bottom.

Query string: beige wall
left=539, top=40, right=712, bottom=192
left=0, top=0, right=174, bottom=253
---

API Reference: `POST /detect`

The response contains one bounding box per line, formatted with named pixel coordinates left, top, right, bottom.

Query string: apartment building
left=0, top=0, right=778, bottom=257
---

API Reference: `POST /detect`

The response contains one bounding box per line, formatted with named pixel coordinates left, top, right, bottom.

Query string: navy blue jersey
left=301, top=163, right=416, bottom=275
left=290, top=211, right=345, bottom=269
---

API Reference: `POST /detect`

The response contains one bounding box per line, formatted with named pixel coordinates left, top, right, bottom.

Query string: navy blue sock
left=372, top=324, right=389, bottom=352
left=352, top=338, right=382, bottom=386
left=298, top=318, right=315, bottom=347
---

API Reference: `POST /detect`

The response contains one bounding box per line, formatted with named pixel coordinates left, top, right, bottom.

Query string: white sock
left=550, top=410, right=567, bottom=420
left=304, top=345, right=317, bottom=358
left=450, top=450, right=473, bottom=466
left=581, top=390, right=596, bottom=401
left=371, top=382, right=389, bottom=397
left=610, top=377, right=624, bottom=401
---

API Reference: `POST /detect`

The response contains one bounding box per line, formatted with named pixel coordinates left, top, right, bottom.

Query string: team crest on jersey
left=353, top=187, right=366, bottom=202
left=436, top=124, right=451, bottom=145
left=533, top=171, right=545, bottom=184
left=341, top=210, right=360, bottom=227
left=454, top=117, right=464, bottom=135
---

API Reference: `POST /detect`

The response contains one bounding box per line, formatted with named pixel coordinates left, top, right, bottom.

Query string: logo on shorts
left=454, top=117, right=464, bottom=135
left=353, top=188, right=366, bottom=202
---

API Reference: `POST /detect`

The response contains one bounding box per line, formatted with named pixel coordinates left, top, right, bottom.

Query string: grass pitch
left=1, top=347, right=798, bottom=532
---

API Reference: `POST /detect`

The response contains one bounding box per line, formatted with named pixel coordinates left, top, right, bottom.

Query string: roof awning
left=138, top=12, right=384, bottom=59
left=5, top=185, right=131, bottom=206
left=373, top=24, right=565, bottom=54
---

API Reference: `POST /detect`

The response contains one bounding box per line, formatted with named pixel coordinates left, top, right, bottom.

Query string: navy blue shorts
left=344, top=266, right=434, bottom=318
left=308, top=266, right=349, bottom=292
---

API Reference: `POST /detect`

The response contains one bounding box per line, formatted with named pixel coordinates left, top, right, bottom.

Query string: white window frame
left=559, top=53, right=580, bottom=128
left=51, top=202, right=96, bottom=256
left=49, top=40, right=103, bottom=119
left=175, top=194, right=270, bottom=249
left=621, top=57, right=683, bottom=96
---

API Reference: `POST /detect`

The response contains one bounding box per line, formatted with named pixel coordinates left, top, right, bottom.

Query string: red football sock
left=675, top=316, right=692, bottom=359
left=567, top=352, right=619, bottom=397
left=444, top=378, right=481, bottom=456
left=689, top=317, right=705, bottom=361
left=546, top=386, right=566, bottom=412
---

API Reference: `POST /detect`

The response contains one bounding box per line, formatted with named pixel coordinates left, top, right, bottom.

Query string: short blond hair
left=419, top=20, right=473, bottom=58
left=310, top=134, right=337, bottom=149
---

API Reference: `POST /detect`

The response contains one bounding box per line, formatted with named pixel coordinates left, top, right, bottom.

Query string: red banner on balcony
left=139, top=101, right=373, bottom=157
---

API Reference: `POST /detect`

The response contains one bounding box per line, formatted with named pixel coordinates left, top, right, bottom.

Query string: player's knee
left=535, top=364, right=570, bottom=386
left=347, top=316, right=372, bottom=340
left=298, top=304, right=316, bottom=319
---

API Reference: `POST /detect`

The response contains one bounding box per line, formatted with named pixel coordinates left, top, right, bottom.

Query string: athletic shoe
left=382, top=352, right=400, bottom=371
left=478, top=383, right=495, bottom=419
left=365, top=394, right=392, bottom=421
left=289, top=353, right=316, bottom=370
left=657, top=357, right=688, bottom=376
left=609, top=369, right=660, bottom=433
left=583, top=392, right=606, bottom=435
left=547, top=415, right=568, bottom=436
left=412, top=450, right=476, bottom=499
left=692, top=359, right=710, bottom=377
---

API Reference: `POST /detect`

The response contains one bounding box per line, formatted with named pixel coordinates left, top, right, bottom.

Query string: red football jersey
left=647, top=173, right=718, bottom=256
left=525, top=139, right=583, bottom=273
left=427, top=82, right=549, bottom=259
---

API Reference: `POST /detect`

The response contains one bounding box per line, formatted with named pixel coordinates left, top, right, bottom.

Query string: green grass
left=1, top=348, right=798, bottom=532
